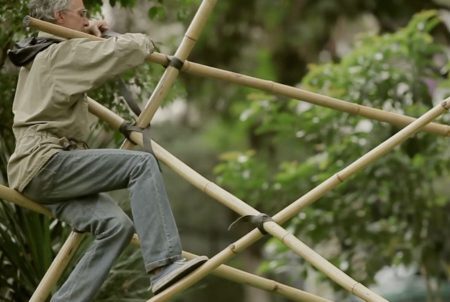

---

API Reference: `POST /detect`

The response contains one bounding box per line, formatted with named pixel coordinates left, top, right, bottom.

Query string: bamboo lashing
left=25, top=17, right=450, bottom=137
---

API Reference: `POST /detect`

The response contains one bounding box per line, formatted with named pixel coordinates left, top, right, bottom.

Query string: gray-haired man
left=7, top=0, right=206, bottom=300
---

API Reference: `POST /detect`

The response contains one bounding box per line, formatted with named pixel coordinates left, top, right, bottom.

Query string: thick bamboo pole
left=145, top=100, right=448, bottom=302
left=0, top=187, right=327, bottom=302
left=26, top=17, right=450, bottom=137
left=86, top=97, right=388, bottom=301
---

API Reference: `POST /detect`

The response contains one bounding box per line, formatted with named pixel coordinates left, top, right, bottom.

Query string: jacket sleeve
left=45, top=33, right=154, bottom=96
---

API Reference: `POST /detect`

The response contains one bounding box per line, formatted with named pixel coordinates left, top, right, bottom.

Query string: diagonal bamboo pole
left=122, top=0, right=217, bottom=149
left=86, top=97, right=390, bottom=301
left=29, top=231, right=84, bottom=302
left=143, top=100, right=448, bottom=302
left=26, top=17, right=450, bottom=137
left=0, top=186, right=329, bottom=302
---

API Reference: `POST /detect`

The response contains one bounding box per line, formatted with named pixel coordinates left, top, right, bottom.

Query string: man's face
left=54, top=0, right=89, bottom=32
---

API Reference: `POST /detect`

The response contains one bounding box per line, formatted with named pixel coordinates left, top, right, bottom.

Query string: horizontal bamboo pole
left=0, top=186, right=326, bottom=302
left=26, top=17, right=450, bottom=137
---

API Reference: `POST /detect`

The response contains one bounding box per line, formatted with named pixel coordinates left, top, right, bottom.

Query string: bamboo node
left=351, top=282, right=361, bottom=294
left=185, top=34, right=198, bottom=42
left=229, top=244, right=238, bottom=254
left=335, top=173, right=344, bottom=183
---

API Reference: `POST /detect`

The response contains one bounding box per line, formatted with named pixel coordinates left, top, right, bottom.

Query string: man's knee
left=97, top=214, right=135, bottom=241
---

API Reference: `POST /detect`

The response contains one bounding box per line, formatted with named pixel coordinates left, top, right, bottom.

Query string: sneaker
left=150, top=256, right=208, bottom=295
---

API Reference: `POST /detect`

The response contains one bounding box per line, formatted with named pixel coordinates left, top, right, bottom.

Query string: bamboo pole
left=182, top=252, right=332, bottom=302
left=144, top=100, right=448, bottom=302
left=29, top=231, right=84, bottom=302
left=0, top=187, right=328, bottom=302
left=0, top=185, right=51, bottom=216
left=130, top=235, right=332, bottom=302
left=0, top=184, right=84, bottom=302
left=264, top=222, right=385, bottom=302
left=85, top=97, right=389, bottom=301
left=122, top=0, right=217, bottom=149
left=25, top=17, right=450, bottom=137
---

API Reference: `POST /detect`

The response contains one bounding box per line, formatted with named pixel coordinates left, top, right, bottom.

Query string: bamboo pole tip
left=23, top=15, right=31, bottom=27
left=442, top=99, right=450, bottom=110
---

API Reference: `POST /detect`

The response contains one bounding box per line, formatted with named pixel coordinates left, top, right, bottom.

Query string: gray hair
left=28, top=0, right=72, bottom=22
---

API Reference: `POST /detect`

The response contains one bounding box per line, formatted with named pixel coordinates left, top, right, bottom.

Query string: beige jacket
left=8, top=31, right=154, bottom=192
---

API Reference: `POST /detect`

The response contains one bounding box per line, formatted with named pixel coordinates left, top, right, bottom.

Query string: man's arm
left=44, top=32, right=154, bottom=96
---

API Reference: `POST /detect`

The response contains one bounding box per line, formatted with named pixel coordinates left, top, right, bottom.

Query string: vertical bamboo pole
left=122, top=0, right=217, bottom=149
left=29, top=231, right=85, bottom=302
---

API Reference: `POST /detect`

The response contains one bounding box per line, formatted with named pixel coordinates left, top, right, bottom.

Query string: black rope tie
left=166, top=56, right=184, bottom=70
left=228, top=214, right=274, bottom=235
left=119, top=121, right=162, bottom=171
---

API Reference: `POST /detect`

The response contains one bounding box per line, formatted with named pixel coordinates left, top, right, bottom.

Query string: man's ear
left=54, top=10, right=65, bottom=24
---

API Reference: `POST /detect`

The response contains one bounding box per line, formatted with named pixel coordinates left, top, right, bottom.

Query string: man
left=7, top=0, right=206, bottom=301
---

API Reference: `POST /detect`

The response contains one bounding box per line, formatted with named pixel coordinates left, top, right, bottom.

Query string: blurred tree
left=214, top=10, right=450, bottom=300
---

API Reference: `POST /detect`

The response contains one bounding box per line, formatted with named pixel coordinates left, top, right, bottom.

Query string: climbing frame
left=1, top=0, right=449, bottom=301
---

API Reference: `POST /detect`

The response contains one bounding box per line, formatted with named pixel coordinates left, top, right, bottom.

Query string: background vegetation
left=1, top=0, right=449, bottom=301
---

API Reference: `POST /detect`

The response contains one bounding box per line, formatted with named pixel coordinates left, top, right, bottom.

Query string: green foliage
left=214, top=10, right=450, bottom=297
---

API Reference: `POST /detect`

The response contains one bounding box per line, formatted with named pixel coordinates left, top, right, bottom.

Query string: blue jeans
left=23, top=149, right=182, bottom=302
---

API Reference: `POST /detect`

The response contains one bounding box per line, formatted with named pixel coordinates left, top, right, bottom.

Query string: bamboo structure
left=25, top=17, right=450, bottom=137
left=17, top=3, right=450, bottom=302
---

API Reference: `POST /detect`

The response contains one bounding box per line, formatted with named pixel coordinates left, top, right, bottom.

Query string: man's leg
left=46, top=194, right=134, bottom=302
left=23, top=149, right=183, bottom=270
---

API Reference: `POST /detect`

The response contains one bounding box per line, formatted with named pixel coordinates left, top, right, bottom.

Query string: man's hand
left=85, top=20, right=109, bottom=37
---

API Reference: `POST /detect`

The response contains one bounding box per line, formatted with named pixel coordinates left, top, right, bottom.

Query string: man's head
left=28, top=0, right=89, bottom=32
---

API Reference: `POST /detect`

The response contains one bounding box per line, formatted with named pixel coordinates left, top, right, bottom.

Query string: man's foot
left=150, top=256, right=208, bottom=295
